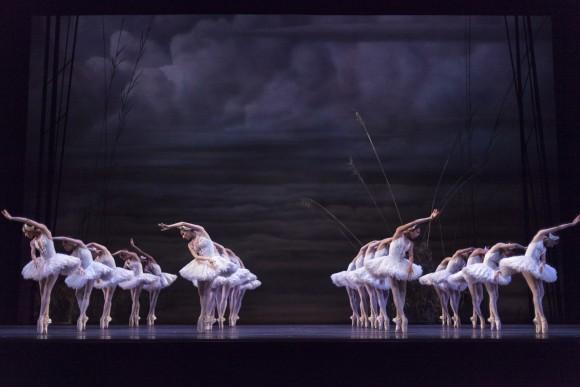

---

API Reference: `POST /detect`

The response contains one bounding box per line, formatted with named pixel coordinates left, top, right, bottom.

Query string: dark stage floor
left=1, top=325, right=580, bottom=386
left=1, top=324, right=580, bottom=341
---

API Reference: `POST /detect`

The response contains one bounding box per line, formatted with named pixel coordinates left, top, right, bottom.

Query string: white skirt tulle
left=419, top=271, right=441, bottom=286
left=65, top=261, right=113, bottom=289
left=367, top=255, right=422, bottom=281
left=348, top=267, right=389, bottom=290
left=21, top=258, right=45, bottom=281
left=445, top=271, right=469, bottom=291
left=240, top=279, right=261, bottom=291
left=144, top=273, right=178, bottom=291
left=42, top=254, right=81, bottom=277
left=119, top=272, right=159, bottom=290
left=211, top=269, right=254, bottom=289
left=180, top=257, right=237, bottom=283
left=499, top=255, right=557, bottom=283
left=330, top=271, right=350, bottom=288
left=94, top=267, right=134, bottom=289
left=463, top=263, right=511, bottom=286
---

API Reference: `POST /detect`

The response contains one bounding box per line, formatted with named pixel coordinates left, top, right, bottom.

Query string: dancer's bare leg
left=467, top=282, right=478, bottom=328
left=134, top=286, right=142, bottom=327
left=40, top=274, right=58, bottom=334
left=400, top=280, right=408, bottom=331
left=80, top=281, right=93, bottom=330
left=196, top=281, right=207, bottom=331
left=347, top=288, right=361, bottom=326
left=365, top=286, right=378, bottom=328
left=449, top=291, right=461, bottom=328
left=523, top=273, right=544, bottom=333
left=147, top=290, right=159, bottom=326
left=441, top=290, right=451, bottom=326
left=357, top=288, right=368, bottom=327
left=377, top=289, right=389, bottom=330
left=537, top=280, right=547, bottom=333
left=129, top=289, right=136, bottom=327
left=485, top=283, right=500, bottom=330
left=388, top=277, right=404, bottom=332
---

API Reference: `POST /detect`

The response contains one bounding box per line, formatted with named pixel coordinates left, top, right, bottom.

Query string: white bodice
left=73, top=247, right=93, bottom=269
left=98, top=253, right=116, bottom=268
left=376, top=245, right=389, bottom=257
left=447, top=256, right=465, bottom=273
left=389, top=237, right=411, bottom=259
left=467, top=254, right=483, bottom=265
left=145, top=262, right=162, bottom=276
left=194, top=236, right=218, bottom=257
left=126, top=259, right=144, bottom=275
left=32, top=234, right=57, bottom=259
left=525, top=240, right=545, bottom=261
left=484, top=250, right=502, bottom=267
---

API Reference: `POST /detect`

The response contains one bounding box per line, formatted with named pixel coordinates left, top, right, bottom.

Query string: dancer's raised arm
left=468, top=247, right=487, bottom=257
left=393, top=209, right=439, bottom=239
left=52, top=236, right=86, bottom=248
left=532, top=215, right=580, bottom=242
left=86, top=242, right=111, bottom=255
left=129, top=238, right=156, bottom=263
left=112, top=250, right=139, bottom=261
left=377, top=237, right=394, bottom=250
left=2, top=209, right=52, bottom=238
left=158, top=222, right=210, bottom=237
left=451, top=247, right=475, bottom=258
left=489, top=242, right=526, bottom=253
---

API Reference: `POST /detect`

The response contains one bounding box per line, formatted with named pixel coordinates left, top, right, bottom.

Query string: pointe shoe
left=392, top=317, right=402, bottom=332
left=479, top=317, right=486, bottom=330
left=81, top=315, right=89, bottom=330
left=495, top=319, right=502, bottom=330
left=100, top=317, right=107, bottom=329
left=401, top=316, right=408, bottom=332
left=452, top=315, right=460, bottom=328
left=350, top=315, right=356, bottom=326
left=147, top=315, right=156, bottom=326
left=470, top=315, right=477, bottom=328
left=540, top=317, right=548, bottom=333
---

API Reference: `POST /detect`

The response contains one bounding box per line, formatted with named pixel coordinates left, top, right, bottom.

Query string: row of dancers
left=331, top=209, right=580, bottom=334
left=2, top=210, right=261, bottom=333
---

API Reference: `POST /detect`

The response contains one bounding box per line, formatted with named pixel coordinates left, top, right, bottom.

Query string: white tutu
left=419, top=270, right=449, bottom=286
left=348, top=267, right=389, bottom=290
left=21, top=258, right=45, bottom=281
left=499, top=255, right=557, bottom=283
left=179, top=259, right=221, bottom=283
left=144, top=272, right=178, bottom=291
left=368, top=255, right=422, bottom=281
left=330, top=271, right=350, bottom=288
left=65, top=261, right=113, bottom=289
left=463, top=263, right=511, bottom=286
left=119, top=272, right=159, bottom=290
left=94, top=267, right=135, bottom=289
left=240, top=279, right=261, bottom=291
left=211, top=268, right=254, bottom=289
left=446, top=271, right=469, bottom=291
left=43, top=253, right=81, bottom=277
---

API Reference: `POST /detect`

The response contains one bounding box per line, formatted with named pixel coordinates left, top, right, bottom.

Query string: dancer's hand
left=158, top=223, right=170, bottom=231
left=573, top=214, right=580, bottom=225
left=430, top=209, right=440, bottom=219
left=1, top=209, right=12, bottom=220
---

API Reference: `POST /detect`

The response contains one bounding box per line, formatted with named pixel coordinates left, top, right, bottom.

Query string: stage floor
left=2, top=325, right=580, bottom=386
left=1, top=324, right=580, bottom=341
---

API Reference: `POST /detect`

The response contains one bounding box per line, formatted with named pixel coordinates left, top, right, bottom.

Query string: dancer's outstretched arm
left=2, top=209, right=52, bottom=238
left=86, top=242, right=112, bottom=256
left=532, top=215, right=580, bottom=242
left=468, top=247, right=487, bottom=257
left=489, top=242, right=526, bottom=253
left=158, top=222, right=210, bottom=238
left=393, top=209, right=439, bottom=239
left=452, top=247, right=475, bottom=258
left=129, top=238, right=156, bottom=263
left=53, top=236, right=86, bottom=248
left=112, top=250, right=139, bottom=261
left=377, top=237, right=394, bottom=250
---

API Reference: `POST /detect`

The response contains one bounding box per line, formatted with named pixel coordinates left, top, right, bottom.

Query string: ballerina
left=210, top=244, right=255, bottom=328
left=366, top=209, right=439, bottom=332
left=129, top=238, right=177, bottom=326
left=461, top=243, right=524, bottom=330
left=114, top=249, right=158, bottom=327
left=87, top=242, right=134, bottom=328
left=330, top=245, right=367, bottom=327
left=419, top=247, right=474, bottom=328
left=158, top=222, right=237, bottom=331
left=446, top=247, right=488, bottom=329
left=221, top=247, right=255, bottom=327
left=54, top=236, right=112, bottom=331
left=500, top=215, right=580, bottom=333
left=2, top=209, right=80, bottom=333
left=419, top=257, right=452, bottom=326
left=348, top=240, right=391, bottom=329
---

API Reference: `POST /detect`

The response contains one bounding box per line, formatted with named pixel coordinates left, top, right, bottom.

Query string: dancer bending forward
left=366, top=209, right=439, bottom=332
left=500, top=215, right=580, bottom=333
left=2, top=210, right=80, bottom=334
left=159, top=222, right=236, bottom=331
